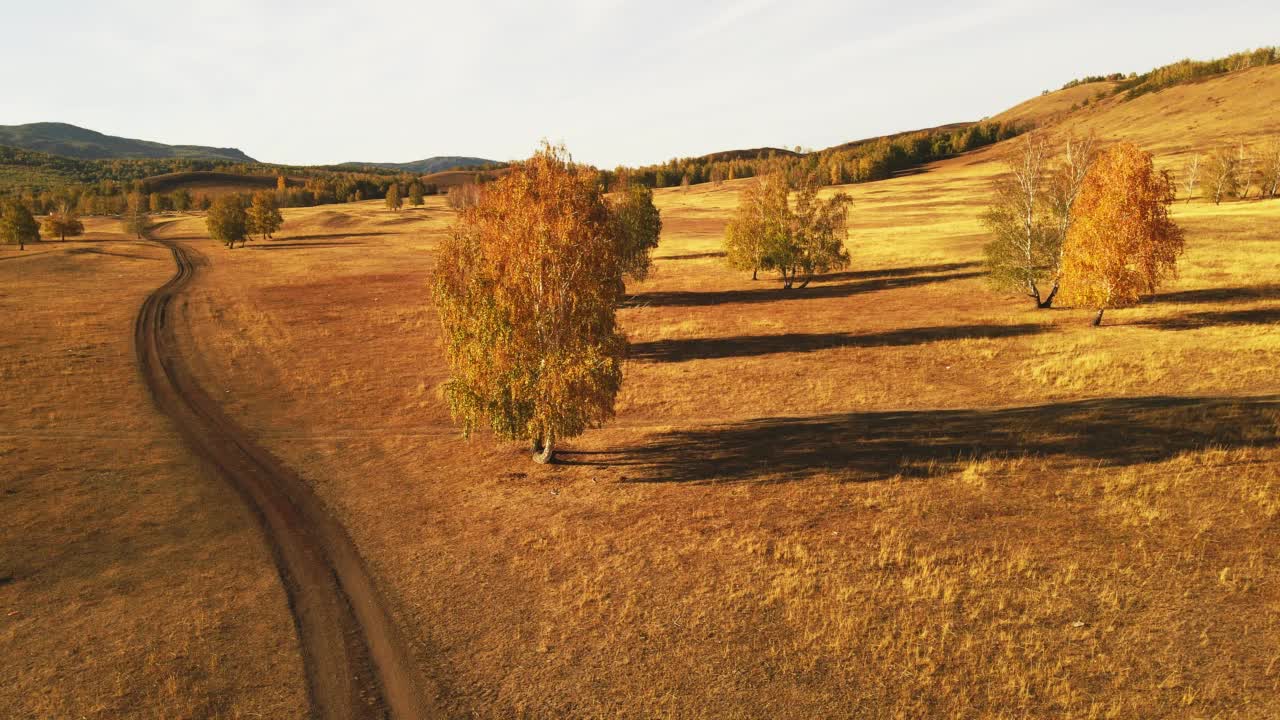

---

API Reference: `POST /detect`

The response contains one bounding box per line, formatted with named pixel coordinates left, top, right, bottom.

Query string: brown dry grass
left=5, top=64, right=1280, bottom=718
left=0, top=221, right=308, bottom=719
left=148, top=126, right=1280, bottom=716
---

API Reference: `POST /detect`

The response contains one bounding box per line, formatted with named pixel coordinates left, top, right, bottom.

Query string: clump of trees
left=981, top=132, right=1096, bottom=308
left=247, top=191, right=283, bottom=240
left=446, top=183, right=482, bottom=211
left=1059, top=143, right=1184, bottom=326
left=724, top=171, right=852, bottom=288
left=1186, top=137, right=1280, bottom=204
left=432, top=144, right=660, bottom=464
left=386, top=183, right=402, bottom=211
left=408, top=182, right=424, bottom=207
left=1, top=199, right=40, bottom=250
left=40, top=203, right=84, bottom=241
left=207, top=195, right=249, bottom=248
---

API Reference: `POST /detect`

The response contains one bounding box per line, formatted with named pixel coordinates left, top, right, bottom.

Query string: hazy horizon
left=5, top=0, right=1279, bottom=168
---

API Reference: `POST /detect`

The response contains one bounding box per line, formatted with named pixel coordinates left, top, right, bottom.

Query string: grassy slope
left=144, top=55, right=1280, bottom=714
left=3, top=62, right=1279, bottom=718
left=0, top=221, right=307, bottom=718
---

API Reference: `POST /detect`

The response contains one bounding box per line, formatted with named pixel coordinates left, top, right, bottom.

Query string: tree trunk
left=1092, top=308, right=1105, bottom=327
left=532, top=434, right=555, bottom=464
left=1037, top=282, right=1059, bottom=309
left=752, top=267, right=757, bottom=281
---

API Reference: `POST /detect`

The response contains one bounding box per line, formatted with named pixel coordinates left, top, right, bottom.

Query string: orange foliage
left=1060, top=142, right=1184, bottom=324
left=432, top=144, right=648, bottom=462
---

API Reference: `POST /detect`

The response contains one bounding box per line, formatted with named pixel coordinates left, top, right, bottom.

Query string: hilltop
left=0, top=122, right=255, bottom=163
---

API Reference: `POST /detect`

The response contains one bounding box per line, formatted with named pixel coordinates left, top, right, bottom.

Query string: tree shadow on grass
left=811, top=261, right=982, bottom=284
left=630, top=323, right=1046, bottom=363
left=1151, top=284, right=1280, bottom=305
left=277, top=231, right=393, bottom=241
left=560, top=395, right=1280, bottom=484
left=1142, top=307, right=1280, bottom=330
left=625, top=270, right=983, bottom=308
left=66, top=247, right=164, bottom=261
left=656, top=251, right=727, bottom=261
left=250, top=242, right=367, bottom=251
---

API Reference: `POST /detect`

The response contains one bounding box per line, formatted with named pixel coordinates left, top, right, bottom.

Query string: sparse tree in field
left=41, top=203, right=84, bottom=241
left=149, top=192, right=165, bottom=214
left=1041, top=132, right=1098, bottom=306
left=206, top=195, right=249, bottom=248
left=1060, top=142, right=1184, bottom=326
left=680, top=174, right=691, bottom=192
left=123, top=205, right=151, bottom=239
left=385, top=183, right=402, bottom=211
left=1261, top=138, right=1280, bottom=198
left=246, top=191, right=283, bottom=240
left=171, top=189, right=191, bottom=212
left=778, top=176, right=852, bottom=288
left=725, top=171, right=790, bottom=281
left=432, top=143, right=648, bottom=464
left=1180, top=153, right=1201, bottom=203
left=408, top=182, right=424, bottom=207
left=1204, top=146, right=1239, bottom=204
left=723, top=171, right=851, bottom=288
left=609, top=183, right=663, bottom=282
left=981, top=132, right=1057, bottom=307
left=1, top=199, right=40, bottom=250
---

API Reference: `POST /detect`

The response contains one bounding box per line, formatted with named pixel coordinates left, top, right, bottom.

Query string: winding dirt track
left=135, top=239, right=435, bottom=719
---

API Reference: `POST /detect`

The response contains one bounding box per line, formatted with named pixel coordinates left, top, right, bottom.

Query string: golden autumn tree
left=724, top=171, right=851, bottom=287
left=432, top=143, right=657, bottom=463
left=1060, top=143, right=1185, bottom=326
left=40, top=203, right=84, bottom=242
left=246, top=191, right=283, bottom=240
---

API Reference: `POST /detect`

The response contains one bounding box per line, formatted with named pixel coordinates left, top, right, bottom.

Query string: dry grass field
left=0, top=219, right=308, bottom=718
left=3, top=65, right=1279, bottom=718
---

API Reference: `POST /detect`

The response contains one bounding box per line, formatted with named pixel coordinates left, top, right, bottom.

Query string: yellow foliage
left=1059, top=142, right=1184, bottom=324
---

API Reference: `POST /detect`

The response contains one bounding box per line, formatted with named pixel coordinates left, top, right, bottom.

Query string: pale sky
left=3, top=1, right=1278, bottom=168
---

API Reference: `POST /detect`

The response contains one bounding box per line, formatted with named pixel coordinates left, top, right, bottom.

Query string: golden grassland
left=132, top=153, right=1279, bottom=716
left=3, top=66, right=1279, bottom=718
left=0, top=218, right=308, bottom=719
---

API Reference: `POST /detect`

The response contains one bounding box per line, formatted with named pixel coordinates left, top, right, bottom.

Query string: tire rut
left=135, top=239, right=435, bottom=719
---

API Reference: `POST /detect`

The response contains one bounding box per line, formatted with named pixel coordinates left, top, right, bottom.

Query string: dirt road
left=134, top=239, right=435, bottom=719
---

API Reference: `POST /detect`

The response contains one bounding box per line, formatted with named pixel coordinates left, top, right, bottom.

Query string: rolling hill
left=0, top=122, right=256, bottom=162
left=335, top=156, right=498, bottom=174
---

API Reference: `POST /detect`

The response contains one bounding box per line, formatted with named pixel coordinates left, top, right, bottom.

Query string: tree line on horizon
left=604, top=121, right=1022, bottom=192
left=1055, top=46, right=1278, bottom=101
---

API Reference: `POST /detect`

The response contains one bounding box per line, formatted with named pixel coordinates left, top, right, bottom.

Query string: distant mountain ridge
left=335, top=156, right=498, bottom=174
left=0, top=122, right=256, bottom=163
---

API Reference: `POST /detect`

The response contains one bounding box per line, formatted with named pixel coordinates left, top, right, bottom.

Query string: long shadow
left=1151, top=284, right=1280, bottom=305
left=657, top=251, right=726, bottom=261
left=560, top=395, right=1280, bottom=483
left=251, top=242, right=366, bottom=251
left=1144, top=308, right=1280, bottom=330
left=67, top=247, right=163, bottom=261
left=277, top=232, right=393, bottom=242
left=626, top=270, right=983, bottom=308
left=811, top=261, right=981, bottom=284
left=631, top=324, right=1046, bottom=363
